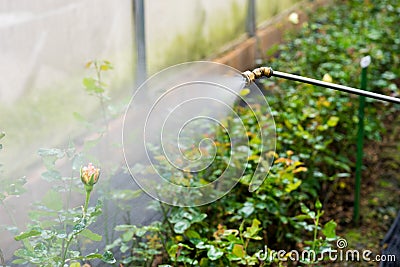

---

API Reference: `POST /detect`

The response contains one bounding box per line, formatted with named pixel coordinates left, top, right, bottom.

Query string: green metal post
left=354, top=56, right=370, bottom=224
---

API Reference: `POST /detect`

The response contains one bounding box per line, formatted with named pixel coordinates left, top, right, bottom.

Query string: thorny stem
left=66, top=165, right=75, bottom=211
left=312, top=210, right=321, bottom=253
left=84, top=188, right=92, bottom=215
left=62, top=168, right=75, bottom=258
left=59, top=213, right=66, bottom=263
left=0, top=248, right=5, bottom=266
left=62, top=189, right=91, bottom=266
left=244, top=238, right=250, bottom=267
left=94, top=60, right=111, bottom=245
left=159, top=202, right=174, bottom=234
left=1, top=201, right=18, bottom=228
left=61, top=234, right=74, bottom=266
left=94, top=60, right=109, bottom=131
left=158, top=202, right=175, bottom=262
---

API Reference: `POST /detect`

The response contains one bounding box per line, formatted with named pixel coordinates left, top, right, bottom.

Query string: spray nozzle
left=242, top=67, right=273, bottom=85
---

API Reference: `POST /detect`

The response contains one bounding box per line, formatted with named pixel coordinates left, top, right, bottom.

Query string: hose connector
left=242, top=67, right=273, bottom=85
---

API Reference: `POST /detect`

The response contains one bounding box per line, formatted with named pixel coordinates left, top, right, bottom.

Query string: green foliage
left=107, top=101, right=336, bottom=266
left=0, top=131, right=4, bottom=150
left=107, top=0, right=399, bottom=266
left=263, top=0, right=400, bottom=206
left=12, top=199, right=112, bottom=266
left=12, top=147, right=115, bottom=266
left=83, top=60, right=113, bottom=97
left=2, top=60, right=119, bottom=267
left=0, top=132, right=28, bottom=239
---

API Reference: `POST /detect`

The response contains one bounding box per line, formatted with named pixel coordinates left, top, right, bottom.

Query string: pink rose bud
left=80, top=163, right=100, bottom=186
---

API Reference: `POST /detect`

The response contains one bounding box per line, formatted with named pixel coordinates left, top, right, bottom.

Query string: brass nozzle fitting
left=242, top=67, right=273, bottom=85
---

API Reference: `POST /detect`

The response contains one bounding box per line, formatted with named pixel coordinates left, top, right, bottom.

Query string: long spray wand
left=242, top=67, right=400, bottom=104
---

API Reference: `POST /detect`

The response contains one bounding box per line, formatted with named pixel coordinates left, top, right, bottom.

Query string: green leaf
left=239, top=202, right=254, bottom=217
left=83, top=253, right=103, bottom=260
left=72, top=221, right=86, bottom=234
left=168, top=243, right=194, bottom=259
left=42, top=189, right=63, bottom=211
left=327, top=116, right=340, bottom=127
left=69, top=262, right=81, bottom=267
left=14, top=248, right=35, bottom=258
left=82, top=77, right=104, bottom=94
left=84, top=136, right=103, bottom=149
left=367, top=29, right=382, bottom=40
left=100, top=64, right=109, bottom=71
left=72, top=153, right=84, bottom=171
left=294, top=214, right=311, bottom=220
left=382, top=71, right=396, bottom=80
left=102, top=251, right=116, bottom=264
left=285, top=180, right=302, bottom=193
left=299, top=203, right=316, bottom=219
left=110, top=189, right=142, bottom=201
left=185, top=229, right=201, bottom=239
left=100, top=61, right=113, bottom=71
left=15, top=229, right=41, bottom=241
left=41, top=170, right=62, bottom=181
left=38, top=148, right=64, bottom=158
left=38, top=148, right=64, bottom=172
left=322, top=220, right=337, bottom=239
left=239, top=88, right=251, bottom=96
left=232, top=244, right=245, bottom=258
left=82, top=77, right=96, bottom=89
left=12, top=259, right=28, bottom=264
left=135, top=227, right=147, bottom=237
left=300, top=203, right=310, bottom=214
left=191, top=212, right=207, bottom=223
left=4, top=177, right=27, bottom=196
left=174, top=220, right=191, bottom=234
left=243, top=219, right=262, bottom=240
left=195, top=241, right=207, bottom=249
left=72, top=112, right=87, bottom=122
left=80, top=228, right=102, bottom=242
left=85, top=61, right=93, bottom=68
left=0, top=131, right=5, bottom=149
left=315, top=199, right=322, bottom=210
left=115, top=224, right=135, bottom=231
left=82, top=250, right=114, bottom=264
left=207, top=245, right=224, bottom=261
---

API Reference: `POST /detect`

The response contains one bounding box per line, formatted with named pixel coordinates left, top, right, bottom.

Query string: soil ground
left=324, top=109, right=400, bottom=266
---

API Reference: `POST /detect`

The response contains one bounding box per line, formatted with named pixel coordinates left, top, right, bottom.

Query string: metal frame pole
left=134, top=0, right=147, bottom=87
left=246, top=0, right=256, bottom=37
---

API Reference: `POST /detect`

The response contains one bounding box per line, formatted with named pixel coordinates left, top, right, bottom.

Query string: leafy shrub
left=11, top=157, right=115, bottom=267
